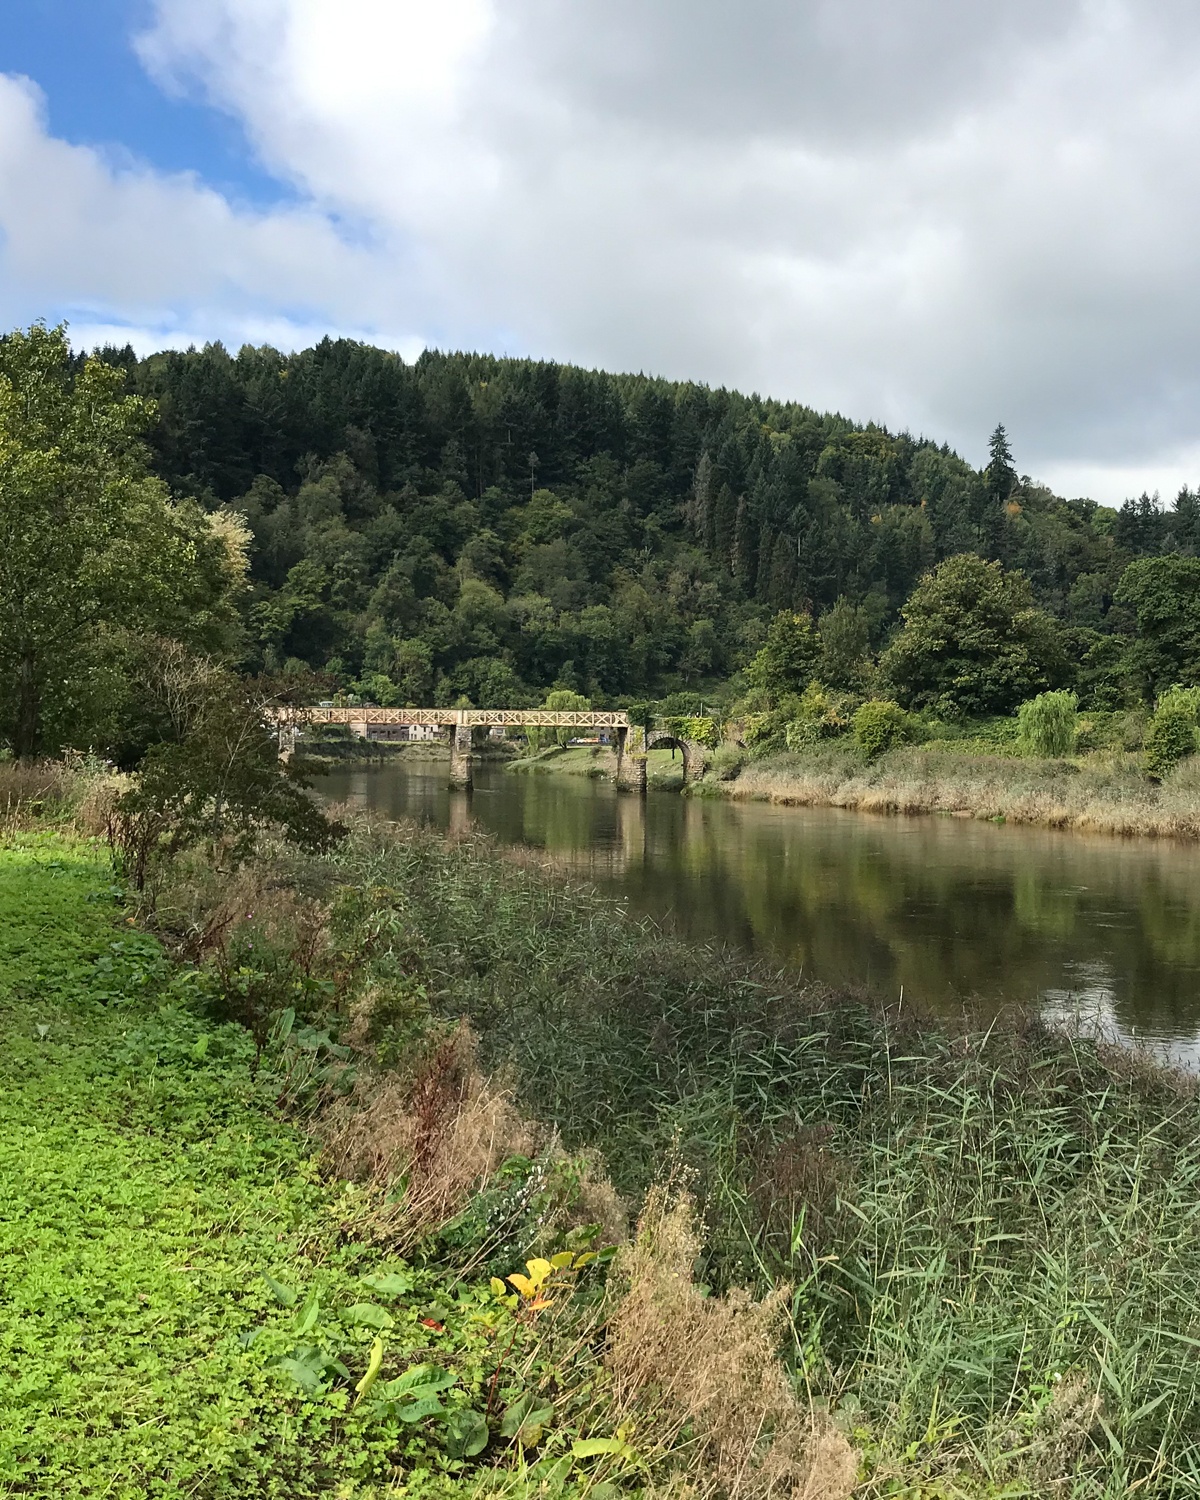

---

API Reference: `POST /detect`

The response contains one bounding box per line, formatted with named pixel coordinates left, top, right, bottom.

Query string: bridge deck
left=276, top=707, right=631, bottom=730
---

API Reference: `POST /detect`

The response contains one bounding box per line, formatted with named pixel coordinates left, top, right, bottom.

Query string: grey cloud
left=499, top=0, right=1088, bottom=145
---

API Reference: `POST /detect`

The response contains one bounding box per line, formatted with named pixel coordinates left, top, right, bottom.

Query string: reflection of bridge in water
left=276, top=705, right=711, bottom=791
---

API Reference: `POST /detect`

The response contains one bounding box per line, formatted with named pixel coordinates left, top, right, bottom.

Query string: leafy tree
left=1144, top=689, right=1200, bottom=781
left=543, top=687, right=591, bottom=747
left=745, top=611, right=820, bottom=703
left=91, top=336, right=1143, bottom=709
left=818, top=598, right=872, bottom=688
left=881, top=555, right=1067, bottom=717
left=1113, top=555, right=1200, bottom=697
left=1017, top=690, right=1078, bottom=757
left=0, top=325, right=241, bottom=757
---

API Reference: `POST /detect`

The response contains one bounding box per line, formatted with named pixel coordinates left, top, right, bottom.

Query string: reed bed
left=291, top=817, right=1200, bottom=1495
left=725, top=743, right=1200, bottom=840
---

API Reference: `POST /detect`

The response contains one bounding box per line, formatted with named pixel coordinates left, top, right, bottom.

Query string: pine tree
left=986, top=424, right=1017, bottom=504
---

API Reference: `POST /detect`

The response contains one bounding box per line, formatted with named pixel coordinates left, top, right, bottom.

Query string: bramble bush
left=851, top=699, right=910, bottom=760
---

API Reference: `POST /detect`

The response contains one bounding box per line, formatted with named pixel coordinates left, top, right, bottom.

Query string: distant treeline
left=95, top=338, right=1200, bottom=710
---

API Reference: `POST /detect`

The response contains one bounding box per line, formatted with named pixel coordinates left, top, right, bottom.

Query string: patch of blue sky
left=0, top=0, right=292, bottom=207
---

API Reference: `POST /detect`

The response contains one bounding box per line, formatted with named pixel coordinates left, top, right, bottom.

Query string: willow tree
left=0, top=325, right=244, bottom=758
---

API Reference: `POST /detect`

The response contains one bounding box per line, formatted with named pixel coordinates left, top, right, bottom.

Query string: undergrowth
left=13, top=782, right=1200, bottom=1497
left=148, top=813, right=1200, bottom=1498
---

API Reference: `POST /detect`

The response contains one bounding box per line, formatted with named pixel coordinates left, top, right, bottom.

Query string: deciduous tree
left=0, top=325, right=242, bottom=757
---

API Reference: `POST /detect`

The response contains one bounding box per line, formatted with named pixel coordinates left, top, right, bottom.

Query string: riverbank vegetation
left=509, top=744, right=685, bottom=790
left=7, top=761, right=1200, bottom=1496
left=717, top=740, right=1200, bottom=837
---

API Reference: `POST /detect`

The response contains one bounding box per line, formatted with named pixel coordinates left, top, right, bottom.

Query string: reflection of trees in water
left=322, top=765, right=1200, bottom=1043
left=619, top=801, right=1200, bottom=1039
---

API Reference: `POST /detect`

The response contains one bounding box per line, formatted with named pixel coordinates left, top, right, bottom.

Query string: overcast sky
left=3, top=1, right=1200, bottom=503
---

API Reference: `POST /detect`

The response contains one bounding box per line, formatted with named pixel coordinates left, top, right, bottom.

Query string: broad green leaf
left=345, top=1301, right=394, bottom=1329
left=572, top=1437, right=626, bottom=1458
left=363, top=1271, right=413, bottom=1298
left=396, top=1395, right=447, bottom=1423
left=277, top=1356, right=323, bottom=1392
left=501, top=1393, right=554, bottom=1441
left=446, top=1408, right=489, bottom=1458
left=263, top=1273, right=298, bottom=1308
left=294, top=1293, right=320, bottom=1335
left=377, top=1363, right=456, bottom=1400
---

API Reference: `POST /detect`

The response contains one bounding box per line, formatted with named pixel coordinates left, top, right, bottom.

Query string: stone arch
left=644, top=729, right=707, bottom=785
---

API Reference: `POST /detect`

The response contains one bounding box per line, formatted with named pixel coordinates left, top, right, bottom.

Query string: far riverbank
left=509, top=739, right=1200, bottom=839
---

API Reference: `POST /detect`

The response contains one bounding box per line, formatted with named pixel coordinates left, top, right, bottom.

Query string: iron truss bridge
left=272, top=706, right=632, bottom=730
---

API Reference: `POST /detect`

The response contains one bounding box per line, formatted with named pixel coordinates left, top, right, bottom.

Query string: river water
left=321, top=759, right=1200, bottom=1064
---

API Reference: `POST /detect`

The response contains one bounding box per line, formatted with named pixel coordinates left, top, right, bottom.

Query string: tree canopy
left=5, top=328, right=1200, bottom=759
left=881, top=554, right=1068, bottom=717
left=0, top=326, right=245, bottom=757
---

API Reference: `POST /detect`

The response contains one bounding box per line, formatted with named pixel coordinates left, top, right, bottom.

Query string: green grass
left=0, top=835, right=589, bottom=1498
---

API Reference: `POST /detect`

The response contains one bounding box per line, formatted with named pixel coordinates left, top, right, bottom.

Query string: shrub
left=1017, top=689, right=1079, bottom=757
left=1145, top=699, right=1199, bottom=781
left=785, top=682, right=855, bottom=749
left=852, top=699, right=910, bottom=759
left=109, top=665, right=342, bottom=890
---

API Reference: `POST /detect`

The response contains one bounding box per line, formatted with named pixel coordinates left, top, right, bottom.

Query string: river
left=320, top=758, right=1200, bottom=1064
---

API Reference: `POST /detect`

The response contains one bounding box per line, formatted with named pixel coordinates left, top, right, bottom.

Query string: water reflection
left=321, top=762, right=1200, bottom=1057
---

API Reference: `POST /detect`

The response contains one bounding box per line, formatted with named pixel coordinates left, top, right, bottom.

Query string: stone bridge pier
left=448, top=723, right=474, bottom=790
left=614, top=725, right=647, bottom=793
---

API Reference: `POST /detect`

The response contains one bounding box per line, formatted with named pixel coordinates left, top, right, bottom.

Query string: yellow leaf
left=508, top=1273, right=534, bottom=1297
left=490, top=1277, right=508, bottom=1298
left=550, top=1251, right=574, bottom=1270
left=353, top=1338, right=385, bottom=1405
left=525, top=1258, right=553, bottom=1289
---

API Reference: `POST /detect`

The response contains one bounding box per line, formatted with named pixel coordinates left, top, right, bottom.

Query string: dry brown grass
left=171, top=859, right=331, bottom=968
left=0, top=757, right=126, bottom=835
left=324, top=1022, right=537, bottom=1249
left=606, top=1185, right=857, bottom=1500
left=726, top=744, right=1200, bottom=839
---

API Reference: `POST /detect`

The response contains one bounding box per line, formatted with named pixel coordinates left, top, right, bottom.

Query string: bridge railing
left=272, top=706, right=632, bottom=730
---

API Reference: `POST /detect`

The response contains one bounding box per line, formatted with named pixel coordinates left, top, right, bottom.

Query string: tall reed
left=314, top=818, right=1200, bottom=1493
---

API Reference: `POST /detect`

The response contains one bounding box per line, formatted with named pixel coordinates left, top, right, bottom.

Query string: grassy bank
left=11, top=764, right=1200, bottom=1495
left=500, top=734, right=1200, bottom=840
left=716, top=742, right=1200, bottom=838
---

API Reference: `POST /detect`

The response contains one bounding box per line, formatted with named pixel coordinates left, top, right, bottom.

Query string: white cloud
left=7, top=3, right=1200, bottom=503
left=0, top=71, right=425, bottom=354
